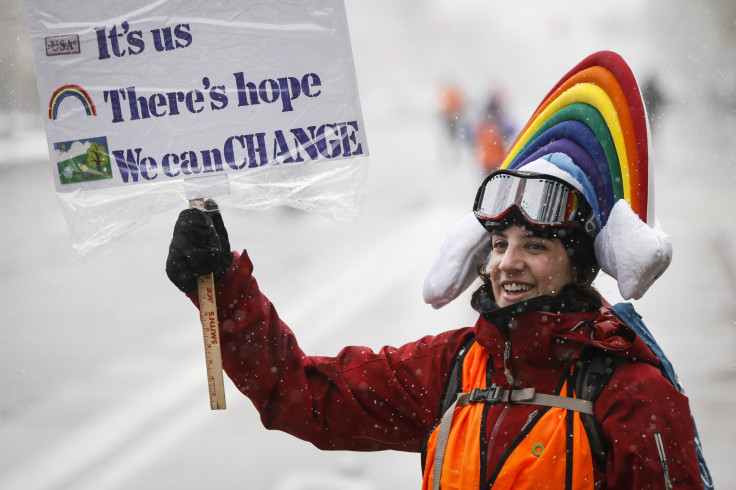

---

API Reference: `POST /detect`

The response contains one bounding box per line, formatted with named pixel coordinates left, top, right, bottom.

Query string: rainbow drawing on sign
left=48, top=84, right=97, bottom=119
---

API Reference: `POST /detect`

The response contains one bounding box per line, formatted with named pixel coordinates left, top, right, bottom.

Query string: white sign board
left=26, top=0, right=367, bottom=194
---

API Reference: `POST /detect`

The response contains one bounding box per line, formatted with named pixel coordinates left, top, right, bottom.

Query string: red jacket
left=188, top=251, right=703, bottom=489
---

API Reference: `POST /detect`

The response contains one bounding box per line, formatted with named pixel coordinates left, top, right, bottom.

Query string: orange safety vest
left=422, top=341, right=597, bottom=489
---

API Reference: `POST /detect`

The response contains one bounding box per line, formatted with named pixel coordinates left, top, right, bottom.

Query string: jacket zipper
left=503, top=341, right=515, bottom=385
left=481, top=340, right=514, bottom=487
left=654, top=432, right=673, bottom=490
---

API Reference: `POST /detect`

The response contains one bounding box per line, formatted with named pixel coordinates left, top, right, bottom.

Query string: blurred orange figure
left=439, top=83, right=465, bottom=143
left=475, top=117, right=506, bottom=171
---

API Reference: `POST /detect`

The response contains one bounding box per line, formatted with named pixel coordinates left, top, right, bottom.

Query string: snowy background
left=1, top=0, right=736, bottom=488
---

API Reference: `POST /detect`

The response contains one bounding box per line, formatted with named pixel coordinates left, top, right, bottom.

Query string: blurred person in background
left=641, top=74, right=666, bottom=135
left=438, top=81, right=467, bottom=158
left=473, top=88, right=516, bottom=173
left=474, top=112, right=506, bottom=172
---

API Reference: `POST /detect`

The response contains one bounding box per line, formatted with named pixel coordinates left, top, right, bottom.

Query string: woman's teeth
left=504, top=283, right=532, bottom=293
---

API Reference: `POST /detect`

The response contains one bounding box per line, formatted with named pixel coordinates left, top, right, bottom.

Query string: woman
left=166, top=164, right=704, bottom=488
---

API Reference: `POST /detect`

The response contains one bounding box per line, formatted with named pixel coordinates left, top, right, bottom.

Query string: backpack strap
left=455, top=385, right=594, bottom=413
left=572, top=347, right=620, bottom=470
left=438, top=335, right=476, bottom=418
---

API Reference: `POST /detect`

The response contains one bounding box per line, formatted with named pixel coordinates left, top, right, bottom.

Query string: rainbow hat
left=500, top=50, right=651, bottom=227
left=423, top=52, right=672, bottom=305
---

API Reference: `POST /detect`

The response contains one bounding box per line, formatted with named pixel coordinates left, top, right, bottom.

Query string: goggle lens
left=475, top=173, right=579, bottom=226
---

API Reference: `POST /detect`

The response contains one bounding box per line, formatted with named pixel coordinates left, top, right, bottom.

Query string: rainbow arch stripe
left=48, top=84, right=97, bottom=120
left=500, top=51, right=651, bottom=226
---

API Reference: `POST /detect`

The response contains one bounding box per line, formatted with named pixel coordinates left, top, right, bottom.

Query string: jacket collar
left=476, top=294, right=579, bottom=334
left=473, top=297, right=660, bottom=366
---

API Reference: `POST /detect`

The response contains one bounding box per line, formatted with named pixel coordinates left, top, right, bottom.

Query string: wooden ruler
left=190, top=199, right=226, bottom=410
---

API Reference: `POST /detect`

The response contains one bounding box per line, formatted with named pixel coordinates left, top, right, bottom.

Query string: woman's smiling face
left=488, top=225, right=574, bottom=308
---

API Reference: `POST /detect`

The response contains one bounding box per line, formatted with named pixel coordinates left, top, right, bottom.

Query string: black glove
left=166, top=199, right=234, bottom=293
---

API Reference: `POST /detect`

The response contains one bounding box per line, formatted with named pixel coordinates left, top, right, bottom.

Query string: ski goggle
left=473, top=169, right=599, bottom=236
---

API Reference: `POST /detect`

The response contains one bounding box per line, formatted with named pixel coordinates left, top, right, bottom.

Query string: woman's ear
left=571, top=267, right=581, bottom=285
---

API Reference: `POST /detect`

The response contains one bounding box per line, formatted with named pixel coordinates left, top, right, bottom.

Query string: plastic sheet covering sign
left=26, top=0, right=369, bottom=256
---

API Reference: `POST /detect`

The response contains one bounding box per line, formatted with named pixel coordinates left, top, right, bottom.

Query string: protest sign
left=27, top=0, right=368, bottom=410
left=27, top=0, right=369, bottom=255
